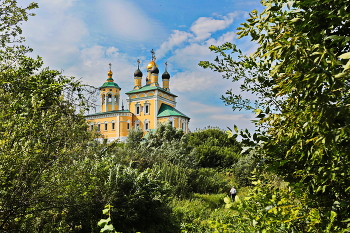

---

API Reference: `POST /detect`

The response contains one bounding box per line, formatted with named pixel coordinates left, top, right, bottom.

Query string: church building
left=85, top=50, right=190, bottom=141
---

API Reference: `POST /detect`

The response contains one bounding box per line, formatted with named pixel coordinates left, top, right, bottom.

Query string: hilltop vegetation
left=200, top=0, right=350, bottom=231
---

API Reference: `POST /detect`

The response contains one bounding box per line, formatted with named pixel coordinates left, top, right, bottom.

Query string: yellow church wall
left=86, top=114, right=133, bottom=140
left=157, top=117, right=168, bottom=125
left=157, top=100, right=175, bottom=111
left=129, top=97, right=156, bottom=131
left=88, top=116, right=116, bottom=139
left=157, top=117, right=188, bottom=131
left=157, top=117, right=180, bottom=129
left=119, top=115, right=132, bottom=137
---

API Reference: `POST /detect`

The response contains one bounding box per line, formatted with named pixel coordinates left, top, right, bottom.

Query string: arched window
left=135, top=120, right=140, bottom=129
left=104, top=121, right=108, bottom=131
left=108, top=94, right=112, bottom=102
left=144, top=101, right=150, bottom=115
left=169, top=117, right=174, bottom=127
left=97, top=122, right=101, bottom=132
left=90, top=124, right=94, bottom=131
left=144, top=119, right=150, bottom=131
left=135, top=102, right=141, bottom=115
left=111, top=120, right=115, bottom=130
left=102, top=94, right=105, bottom=104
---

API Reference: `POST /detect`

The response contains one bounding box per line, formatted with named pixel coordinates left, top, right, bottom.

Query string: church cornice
left=85, top=111, right=133, bottom=120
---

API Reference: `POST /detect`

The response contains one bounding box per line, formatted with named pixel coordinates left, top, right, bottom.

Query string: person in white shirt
left=230, top=186, right=237, bottom=202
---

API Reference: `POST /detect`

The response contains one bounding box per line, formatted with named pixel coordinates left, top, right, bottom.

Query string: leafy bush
left=189, top=168, right=230, bottom=194
left=232, top=153, right=258, bottom=187
left=188, top=128, right=241, bottom=168
left=171, top=193, right=234, bottom=233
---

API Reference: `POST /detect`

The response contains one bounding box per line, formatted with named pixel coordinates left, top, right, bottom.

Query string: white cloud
left=206, top=31, right=236, bottom=46
left=20, top=0, right=88, bottom=71
left=65, top=45, right=136, bottom=88
left=171, top=70, right=219, bottom=93
left=190, top=13, right=237, bottom=41
left=167, top=43, right=213, bottom=71
left=209, top=113, right=256, bottom=132
left=100, top=0, right=165, bottom=42
left=156, top=30, right=193, bottom=59
left=176, top=99, right=256, bottom=132
left=186, top=101, right=223, bottom=114
left=39, top=0, right=79, bottom=10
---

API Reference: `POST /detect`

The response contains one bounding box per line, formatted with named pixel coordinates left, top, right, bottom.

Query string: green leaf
left=339, top=52, right=350, bottom=59
left=234, top=124, right=239, bottom=133
left=102, top=209, right=109, bottom=215
left=97, top=218, right=111, bottom=227
left=290, top=17, right=300, bottom=23
left=100, top=224, right=115, bottom=233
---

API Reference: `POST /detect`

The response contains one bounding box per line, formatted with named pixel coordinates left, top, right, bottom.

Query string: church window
left=97, top=123, right=101, bottom=132
left=109, top=89, right=112, bottom=91
left=112, top=121, right=115, bottom=130
left=90, top=124, right=94, bottom=131
left=144, top=101, right=150, bottom=115
left=104, top=121, right=108, bottom=131
left=108, top=94, right=112, bottom=102
left=168, top=117, right=174, bottom=127
left=144, top=119, right=149, bottom=131
left=135, top=103, right=141, bottom=115
left=127, top=123, right=130, bottom=130
left=102, top=94, right=105, bottom=104
left=135, top=120, right=140, bottom=129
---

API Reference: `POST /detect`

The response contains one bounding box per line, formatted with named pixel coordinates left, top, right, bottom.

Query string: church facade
left=85, top=52, right=190, bottom=141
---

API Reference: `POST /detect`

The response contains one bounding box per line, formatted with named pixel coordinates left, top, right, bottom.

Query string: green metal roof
left=125, top=85, right=177, bottom=97
left=99, top=82, right=121, bottom=89
left=157, top=103, right=189, bottom=118
left=85, top=109, right=130, bottom=117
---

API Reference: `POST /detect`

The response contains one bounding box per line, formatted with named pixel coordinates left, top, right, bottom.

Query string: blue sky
left=18, top=0, right=264, bottom=133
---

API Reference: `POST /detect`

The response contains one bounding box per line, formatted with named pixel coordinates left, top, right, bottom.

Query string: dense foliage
left=0, top=1, right=270, bottom=232
left=200, top=0, right=350, bottom=231
left=0, top=2, right=179, bottom=232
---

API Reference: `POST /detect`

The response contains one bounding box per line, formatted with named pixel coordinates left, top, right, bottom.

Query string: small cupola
left=134, top=59, right=143, bottom=77
left=133, top=59, right=142, bottom=89
left=162, top=70, right=170, bottom=79
left=162, top=62, right=170, bottom=91
left=100, top=63, right=121, bottom=112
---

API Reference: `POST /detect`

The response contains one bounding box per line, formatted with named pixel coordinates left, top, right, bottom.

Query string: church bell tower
left=100, top=63, right=121, bottom=112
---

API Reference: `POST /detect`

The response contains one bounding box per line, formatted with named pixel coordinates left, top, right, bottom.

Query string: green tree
left=0, top=1, right=101, bottom=231
left=200, top=0, right=350, bottom=230
left=125, top=127, right=144, bottom=149
left=188, top=128, right=241, bottom=168
left=0, top=0, right=38, bottom=72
